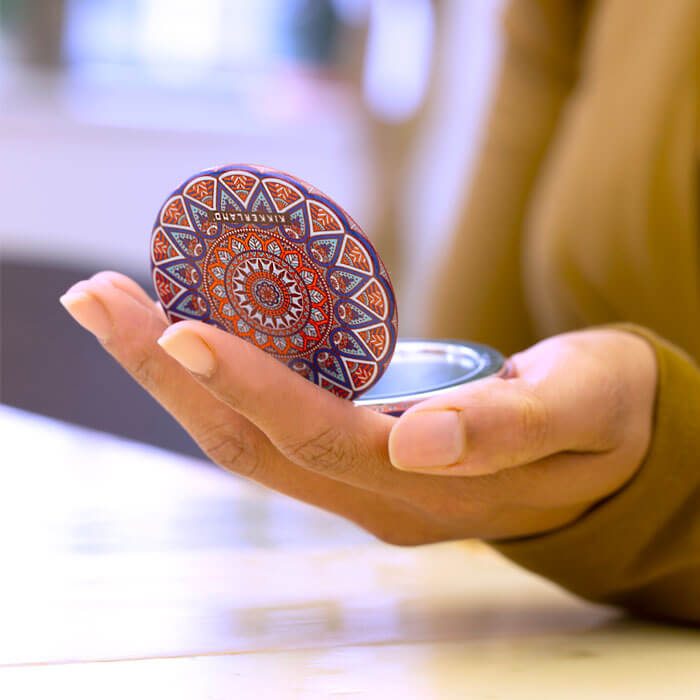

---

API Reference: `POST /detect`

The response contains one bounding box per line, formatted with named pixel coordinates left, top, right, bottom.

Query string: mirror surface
left=360, top=341, right=488, bottom=400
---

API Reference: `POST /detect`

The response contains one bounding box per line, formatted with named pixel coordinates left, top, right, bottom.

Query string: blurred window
left=63, top=0, right=342, bottom=86
left=363, top=0, right=433, bottom=122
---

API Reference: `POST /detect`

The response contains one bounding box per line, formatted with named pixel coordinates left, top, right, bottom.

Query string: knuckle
left=280, top=426, right=357, bottom=474
left=515, top=388, right=550, bottom=454
left=596, top=368, right=629, bottom=447
left=128, top=350, right=163, bottom=389
left=107, top=317, right=166, bottom=391
left=90, top=270, right=119, bottom=286
left=197, top=422, right=262, bottom=477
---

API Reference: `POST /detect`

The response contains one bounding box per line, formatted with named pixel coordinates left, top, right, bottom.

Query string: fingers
left=89, top=270, right=169, bottom=322
left=60, top=275, right=231, bottom=423
left=59, top=274, right=444, bottom=539
left=61, top=271, right=165, bottom=333
left=59, top=276, right=303, bottom=480
left=156, top=320, right=390, bottom=478
left=90, top=270, right=156, bottom=309
left=157, top=320, right=440, bottom=497
left=388, top=333, right=629, bottom=476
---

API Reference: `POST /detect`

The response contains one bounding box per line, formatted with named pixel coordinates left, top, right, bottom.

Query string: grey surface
left=1, top=257, right=204, bottom=458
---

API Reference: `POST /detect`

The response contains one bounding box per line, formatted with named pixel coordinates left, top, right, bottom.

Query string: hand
left=60, top=272, right=657, bottom=543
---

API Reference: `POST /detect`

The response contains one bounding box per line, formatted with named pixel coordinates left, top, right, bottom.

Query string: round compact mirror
left=150, top=164, right=509, bottom=414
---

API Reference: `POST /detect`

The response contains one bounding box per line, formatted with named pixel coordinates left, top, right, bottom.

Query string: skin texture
left=60, top=271, right=658, bottom=545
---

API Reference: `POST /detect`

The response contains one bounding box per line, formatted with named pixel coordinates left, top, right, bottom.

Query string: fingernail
left=59, top=290, right=113, bottom=343
left=389, top=410, right=464, bottom=470
left=158, top=328, right=216, bottom=377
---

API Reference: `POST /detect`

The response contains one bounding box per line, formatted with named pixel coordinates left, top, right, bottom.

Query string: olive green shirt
left=428, top=0, right=700, bottom=623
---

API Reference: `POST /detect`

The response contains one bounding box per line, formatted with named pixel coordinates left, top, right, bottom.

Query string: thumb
left=387, top=337, right=624, bottom=475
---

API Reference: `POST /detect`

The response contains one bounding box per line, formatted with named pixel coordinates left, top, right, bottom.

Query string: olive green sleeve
left=491, top=323, right=700, bottom=624
left=426, top=0, right=587, bottom=356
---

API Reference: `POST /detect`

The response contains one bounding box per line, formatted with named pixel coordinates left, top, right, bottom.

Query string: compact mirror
left=150, top=164, right=509, bottom=414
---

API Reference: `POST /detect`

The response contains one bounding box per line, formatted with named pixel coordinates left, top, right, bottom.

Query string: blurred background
left=0, top=0, right=504, bottom=457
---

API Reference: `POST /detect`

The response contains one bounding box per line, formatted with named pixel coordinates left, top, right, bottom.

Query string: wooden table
left=1, top=405, right=697, bottom=698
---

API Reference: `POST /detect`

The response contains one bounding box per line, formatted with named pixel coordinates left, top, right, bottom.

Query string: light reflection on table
left=1, top=405, right=697, bottom=699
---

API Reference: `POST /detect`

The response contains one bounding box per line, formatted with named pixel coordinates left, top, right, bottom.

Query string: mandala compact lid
left=151, top=164, right=398, bottom=400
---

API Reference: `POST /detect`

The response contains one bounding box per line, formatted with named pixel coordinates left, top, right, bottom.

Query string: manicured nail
left=158, top=328, right=217, bottom=377
left=389, top=410, right=465, bottom=470
left=59, top=290, right=113, bottom=343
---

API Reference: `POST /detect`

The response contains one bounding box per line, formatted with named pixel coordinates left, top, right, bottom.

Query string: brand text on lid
left=209, top=211, right=293, bottom=225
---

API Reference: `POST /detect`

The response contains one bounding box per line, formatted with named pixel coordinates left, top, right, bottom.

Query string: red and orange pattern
left=151, top=164, right=397, bottom=400
left=203, top=227, right=331, bottom=359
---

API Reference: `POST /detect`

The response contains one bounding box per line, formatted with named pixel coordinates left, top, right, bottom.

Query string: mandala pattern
left=151, top=164, right=398, bottom=400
